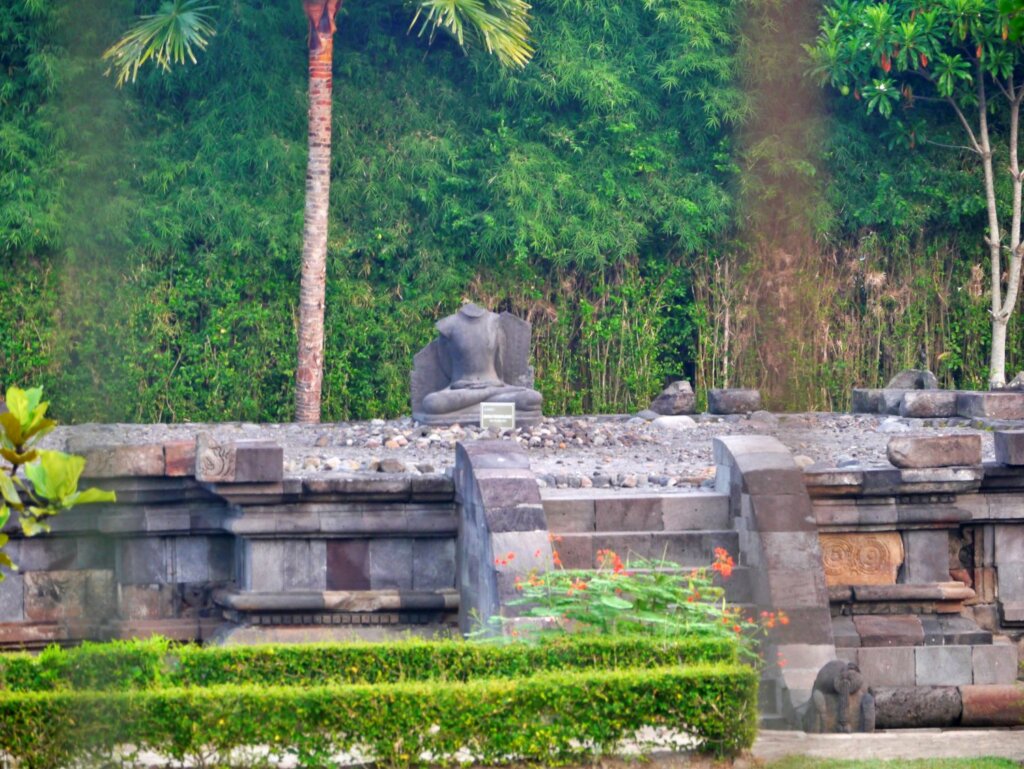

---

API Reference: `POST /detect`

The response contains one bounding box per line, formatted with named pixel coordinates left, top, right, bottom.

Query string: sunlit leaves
left=411, top=0, right=533, bottom=69
left=102, top=0, right=217, bottom=87
left=0, top=388, right=116, bottom=579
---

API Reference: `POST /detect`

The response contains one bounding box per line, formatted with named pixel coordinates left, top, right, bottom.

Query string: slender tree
left=104, top=0, right=532, bottom=421
left=809, top=0, right=1024, bottom=387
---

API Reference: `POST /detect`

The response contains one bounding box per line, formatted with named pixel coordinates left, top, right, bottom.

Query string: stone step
left=836, top=641, right=1018, bottom=688
left=833, top=614, right=994, bottom=648
left=542, top=491, right=729, bottom=533
left=553, top=530, right=739, bottom=570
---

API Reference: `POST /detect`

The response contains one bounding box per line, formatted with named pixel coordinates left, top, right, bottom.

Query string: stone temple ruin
left=3, top=421, right=1024, bottom=730
left=7, top=314, right=1024, bottom=731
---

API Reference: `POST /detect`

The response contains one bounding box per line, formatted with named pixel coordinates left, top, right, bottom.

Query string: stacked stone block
left=454, top=440, right=552, bottom=637
left=714, top=435, right=836, bottom=725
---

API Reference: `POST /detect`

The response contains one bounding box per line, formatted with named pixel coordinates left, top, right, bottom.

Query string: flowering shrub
left=508, top=540, right=786, bottom=658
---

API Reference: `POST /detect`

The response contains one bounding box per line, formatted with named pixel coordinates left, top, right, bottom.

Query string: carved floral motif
left=819, top=532, right=904, bottom=586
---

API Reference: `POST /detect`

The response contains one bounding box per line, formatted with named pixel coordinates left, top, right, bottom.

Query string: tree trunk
left=977, top=73, right=1007, bottom=390
left=295, top=2, right=340, bottom=423
left=992, top=316, right=1009, bottom=388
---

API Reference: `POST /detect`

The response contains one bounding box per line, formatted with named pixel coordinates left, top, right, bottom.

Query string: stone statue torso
left=438, top=309, right=503, bottom=390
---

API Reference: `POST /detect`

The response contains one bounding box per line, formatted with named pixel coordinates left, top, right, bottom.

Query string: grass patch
left=762, top=759, right=1022, bottom=769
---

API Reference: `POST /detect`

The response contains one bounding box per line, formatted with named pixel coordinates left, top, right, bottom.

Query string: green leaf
left=0, top=413, right=24, bottom=448
left=5, top=386, right=40, bottom=425
left=64, top=487, right=117, bottom=506
left=0, top=448, right=38, bottom=466
left=0, top=507, right=7, bottom=530
left=24, top=450, right=86, bottom=503
left=0, top=475, right=21, bottom=508
left=598, top=595, right=634, bottom=610
left=19, top=515, right=47, bottom=537
left=103, top=0, right=218, bottom=87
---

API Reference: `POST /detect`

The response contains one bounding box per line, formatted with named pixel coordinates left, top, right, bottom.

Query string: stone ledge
left=214, top=588, right=459, bottom=613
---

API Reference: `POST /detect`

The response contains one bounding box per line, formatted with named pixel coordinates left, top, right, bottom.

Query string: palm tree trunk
left=295, top=1, right=340, bottom=423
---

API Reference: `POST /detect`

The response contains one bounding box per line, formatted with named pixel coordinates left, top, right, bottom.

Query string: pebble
left=48, top=412, right=1000, bottom=489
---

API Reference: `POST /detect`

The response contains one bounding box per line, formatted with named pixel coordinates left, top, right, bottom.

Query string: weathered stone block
left=749, top=493, right=815, bottom=532
left=196, top=435, right=283, bottom=483
left=172, top=537, right=211, bottom=583
left=873, top=686, right=962, bottom=728
left=915, top=645, right=973, bottom=686
left=15, top=538, right=77, bottom=571
left=831, top=615, right=860, bottom=648
left=660, top=493, right=730, bottom=530
left=164, top=441, right=196, bottom=477
left=82, top=444, right=165, bottom=478
left=761, top=530, right=825, bottom=573
left=594, top=496, right=662, bottom=532
left=649, top=380, right=696, bottom=415
left=554, top=534, right=593, bottom=569
left=118, top=584, right=175, bottom=621
left=899, top=390, right=959, bottom=418
left=902, top=529, right=952, bottom=584
left=0, top=572, right=24, bottom=621
left=958, top=391, right=1024, bottom=420
left=972, top=644, right=1018, bottom=685
left=542, top=497, right=595, bottom=532
left=995, top=431, right=1024, bottom=466
left=326, top=539, right=370, bottom=591
left=707, top=388, right=761, bottom=415
left=769, top=607, right=835, bottom=645
left=819, top=532, right=903, bottom=586
left=245, top=540, right=326, bottom=592
left=766, top=568, right=828, bottom=609
left=853, top=615, right=923, bottom=647
left=369, top=539, right=414, bottom=590
left=887, top=434, right=981, bottom=469
left=118, top=538, right=171, bottom=585
left=858, top=646, right=915, bottom=687
left=851, top=388, right=886, bottom=414
left=887, top=369, right=939, bottom=389
left=413, top=538, right=456, bottom=591
left=960, top=684, right=1024, bottom=726
left=24, top=569, right=114, bottom=622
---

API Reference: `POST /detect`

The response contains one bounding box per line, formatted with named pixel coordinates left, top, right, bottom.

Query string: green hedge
left=0, top=664, right=757, bottom=767
left=0, top=635, right=738, bottom=691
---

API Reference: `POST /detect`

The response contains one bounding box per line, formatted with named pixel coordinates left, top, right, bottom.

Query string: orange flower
left=552, top=550, right=563, bottom=567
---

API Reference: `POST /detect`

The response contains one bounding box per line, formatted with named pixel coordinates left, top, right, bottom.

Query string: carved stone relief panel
left=819, top=532, right=905, bottom=586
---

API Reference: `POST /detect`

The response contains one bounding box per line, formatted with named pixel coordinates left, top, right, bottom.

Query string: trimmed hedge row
left=0, top=664, right=758, bottom=767
left=0, top=635, right=739, bottom=691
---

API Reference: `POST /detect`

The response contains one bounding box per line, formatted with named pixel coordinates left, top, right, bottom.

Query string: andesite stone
left=994, top=431, right=1024, bottom=466
left=82, top=444, right=165, bottom=478
left=899, top=390, right=958, bottom=418
left=886, top=369, right=939, bottom=389
left=873, top=686, right=962, bottom=728
left=649, top=380, right=696, bottom=415
left=886, top=434, right=981, bottom=469
left=960, top=684, right=1024, bottom=726
left=707, top=388, right=761, bottom=415
left=957, top=391, right=1024, bottom=420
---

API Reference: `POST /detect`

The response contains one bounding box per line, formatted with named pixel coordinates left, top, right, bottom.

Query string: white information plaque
left=480, top=403, right=516, bottom=430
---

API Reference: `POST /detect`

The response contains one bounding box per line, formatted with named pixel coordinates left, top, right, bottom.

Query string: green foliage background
left=0, top=0, right=1019, bottom=419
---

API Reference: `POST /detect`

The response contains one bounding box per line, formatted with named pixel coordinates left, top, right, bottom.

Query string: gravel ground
left=48, top=411, right=1000, bottom=490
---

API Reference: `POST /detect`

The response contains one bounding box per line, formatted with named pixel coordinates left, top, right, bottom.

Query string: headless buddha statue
left=411, top=303, right=543, bottom=426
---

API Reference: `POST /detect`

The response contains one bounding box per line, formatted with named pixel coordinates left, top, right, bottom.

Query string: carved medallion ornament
left=819, top=533, right=904, bottom=586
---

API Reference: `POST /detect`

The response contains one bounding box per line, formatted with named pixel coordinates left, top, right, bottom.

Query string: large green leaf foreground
left=0, top=637, right=757, bottom=765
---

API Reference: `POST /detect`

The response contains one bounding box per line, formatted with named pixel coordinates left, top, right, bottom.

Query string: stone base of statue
left=411, top=303, right=543, bottom=427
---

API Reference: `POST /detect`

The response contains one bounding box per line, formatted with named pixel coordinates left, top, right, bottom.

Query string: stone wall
left=0, top=439, right=459, bottom=647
